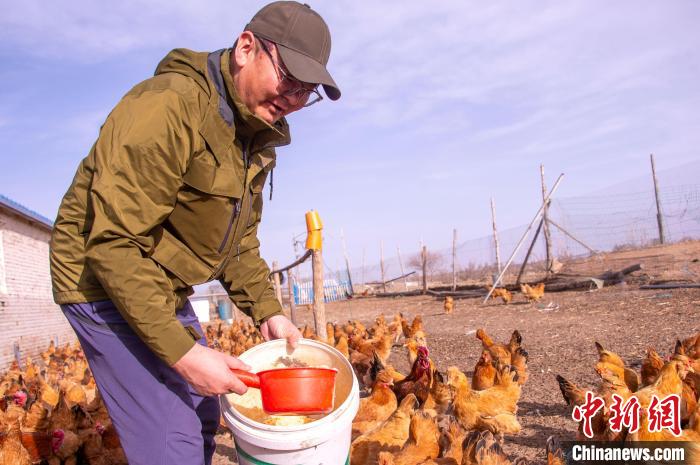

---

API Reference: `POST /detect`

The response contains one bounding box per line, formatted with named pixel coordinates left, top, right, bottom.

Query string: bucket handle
left=230, top=369, right=260, bottom=389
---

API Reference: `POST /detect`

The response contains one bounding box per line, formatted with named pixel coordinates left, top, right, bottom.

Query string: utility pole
left=650, top=154, right=665, bottom=244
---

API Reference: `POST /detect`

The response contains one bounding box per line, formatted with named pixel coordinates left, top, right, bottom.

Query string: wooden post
left=490, top=197, right=502, bottom=274
left=452, top=229, right=457, bottom=291
left=340, top=228, right=354, bottom=294
left=421, top=245, right=428, bottom=294
left=541, top=164, right=553, bottom=274
left=516, top=218, right=544, bottom=286
left=286, top=269, right=297, bottom=325
left=380, top=241, right=387, bottom=293
left=272, top=261, right=283, bottom=305
left=397, top=246, right=409, bottom=290
left=312, top=249, right=327, bottom=341
left=650, top=154, right=665, bottom=244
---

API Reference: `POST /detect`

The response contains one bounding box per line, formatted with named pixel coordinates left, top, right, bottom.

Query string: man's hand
left=260, top=314, right=301, bottom=350
left=172, top=343, right=252, bottom=396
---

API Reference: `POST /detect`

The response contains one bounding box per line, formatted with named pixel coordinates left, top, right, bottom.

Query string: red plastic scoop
left=231, top=367, right=338, bottom=415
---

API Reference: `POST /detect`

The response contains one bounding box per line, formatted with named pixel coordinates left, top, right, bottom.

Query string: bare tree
left=407, top=250, right=444, bottom=276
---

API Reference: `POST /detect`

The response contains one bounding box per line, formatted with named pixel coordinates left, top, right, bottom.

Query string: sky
left=1, top=1, right=699, bottom=277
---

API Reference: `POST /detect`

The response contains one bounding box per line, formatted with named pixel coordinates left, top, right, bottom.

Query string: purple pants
left=61, top=300, right=220, bottom=465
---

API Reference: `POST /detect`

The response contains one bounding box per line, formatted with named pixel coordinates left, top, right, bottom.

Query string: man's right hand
left=172, top=343, right=251, bottom=396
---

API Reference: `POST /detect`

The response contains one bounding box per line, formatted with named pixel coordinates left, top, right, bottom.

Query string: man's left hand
left=260, top=314, right=301, bottom=350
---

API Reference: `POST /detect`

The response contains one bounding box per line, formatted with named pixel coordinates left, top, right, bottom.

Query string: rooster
left=520, top=282, right=545, bottom=302
left=393, top=347, right=432, bottom=405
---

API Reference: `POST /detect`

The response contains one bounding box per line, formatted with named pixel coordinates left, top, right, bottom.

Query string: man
left=49, top=2, right=340, bottom=464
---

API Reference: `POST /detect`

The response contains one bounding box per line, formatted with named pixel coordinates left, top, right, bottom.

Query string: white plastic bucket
left=221, top=338, right=360, bottom=465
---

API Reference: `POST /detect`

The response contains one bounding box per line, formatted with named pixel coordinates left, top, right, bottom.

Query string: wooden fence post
left=650, top=153, right=665, bottom=244
left=380, top=241, right=387, bottom=293
left=421, top=245, right=428, bottom=294
left=312, top=249, right=327, bottom=341
left=272, top=261, right=283, bottom=306
left=491, top=197, right=502, bottom=274
left=541, top=164, right=553, bottom=274
left=287, top=269, right=297, bottom=326
left=452, top=229, right=457, bottom=291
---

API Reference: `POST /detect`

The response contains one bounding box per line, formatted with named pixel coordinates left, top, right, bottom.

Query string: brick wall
left=0, top=210, right=76, bottom=370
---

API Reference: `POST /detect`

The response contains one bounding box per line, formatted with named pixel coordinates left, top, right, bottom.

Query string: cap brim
left=277, top=44, right=341, bottom=101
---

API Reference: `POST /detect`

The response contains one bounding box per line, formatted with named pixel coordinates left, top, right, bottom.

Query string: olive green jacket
left=50, top=48, right=290, bottom=365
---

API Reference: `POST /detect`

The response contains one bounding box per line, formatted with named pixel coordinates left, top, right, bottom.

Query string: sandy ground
left=213, top=241, right=700, bottom=464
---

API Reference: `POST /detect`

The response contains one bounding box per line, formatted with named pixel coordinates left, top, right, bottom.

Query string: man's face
left=232, top=32, right=314, bottom=124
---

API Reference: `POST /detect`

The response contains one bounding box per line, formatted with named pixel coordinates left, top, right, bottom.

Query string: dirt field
left=213, top=241, right=700, bottom=464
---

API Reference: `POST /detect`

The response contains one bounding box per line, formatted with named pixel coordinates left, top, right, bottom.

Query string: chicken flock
left=0, top=341, right=127, bottom=465
left=2, top=301, right=698, bottom=465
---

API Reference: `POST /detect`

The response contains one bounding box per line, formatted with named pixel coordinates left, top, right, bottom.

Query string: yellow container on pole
left=305, top=210, right=323, bottom=250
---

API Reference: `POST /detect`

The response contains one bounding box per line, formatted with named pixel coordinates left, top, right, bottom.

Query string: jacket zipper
left=217, top=199, right=239, bottom=254
left=208, top=136, right=286, bottom=280
left=209, top=141, right=251, bottom=280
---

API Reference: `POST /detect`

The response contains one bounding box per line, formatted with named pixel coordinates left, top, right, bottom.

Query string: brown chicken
left=350, top=394, right=419, bottom=465
left=627, top=360, right=692, bottom=442
left=436, top=416, right=467, bottom=464
left=520, top=282, right=545, bottom=302
left=490, top=288, right=512, bottom=305
left=511, top=348, right=529, bottom=386
left=353, top=370, right=398, bottom=439
left=393, top=347, right=432, bottom=405
left=448, top=365, right=521, bottom=435
left=546, top=436, right=565, bottom=465
left=476, top=329, right=521, bottom=366
left=461, top=430, right=520, bottom=465
left=402, top=315, right=423, bottom=340
left=641, top=347, right=665, bottom=387
left=594, top=341, right=639, bottom=392
left=0, top=402, right=32, bottom=465
left=444, top=296, right=454, bottom=314
left=556, top=374, right=608, bottom=440
left=472, top=351, right=497, bottom=391
left=423, top=370, right=453, bottom=415
left=389, top=410, right=440, bottom=465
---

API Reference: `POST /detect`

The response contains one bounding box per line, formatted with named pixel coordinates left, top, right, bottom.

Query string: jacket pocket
left=150, top=228, right=214, bottom=285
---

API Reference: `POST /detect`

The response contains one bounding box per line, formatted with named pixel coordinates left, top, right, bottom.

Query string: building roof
left=0, top=194, right=54, bottom=231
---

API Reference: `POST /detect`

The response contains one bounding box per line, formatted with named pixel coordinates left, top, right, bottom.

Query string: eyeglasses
left=256, top=37, right=323, bottom=108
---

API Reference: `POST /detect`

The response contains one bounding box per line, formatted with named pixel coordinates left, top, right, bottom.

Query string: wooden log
left=640, top=283, right=700, bottom=290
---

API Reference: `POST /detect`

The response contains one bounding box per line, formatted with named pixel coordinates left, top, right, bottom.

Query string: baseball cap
left=245, top=1, right=341, bottom=100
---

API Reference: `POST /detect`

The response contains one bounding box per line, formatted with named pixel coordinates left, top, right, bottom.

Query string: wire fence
left=344, top=183, right=700, bottom=287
